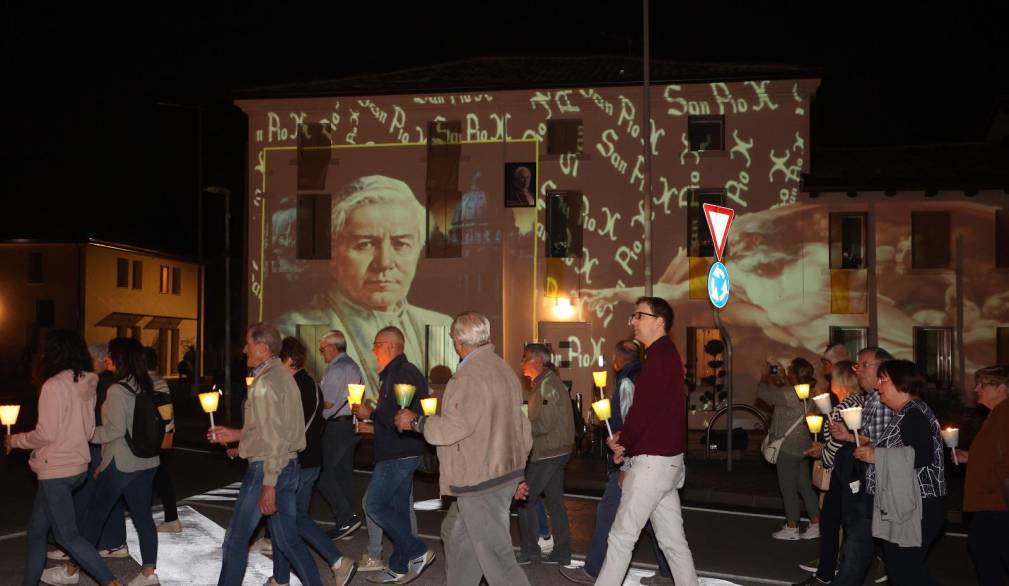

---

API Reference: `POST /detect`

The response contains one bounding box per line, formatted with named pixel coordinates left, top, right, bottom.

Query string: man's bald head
left=373, top=325, right=405, bottom=371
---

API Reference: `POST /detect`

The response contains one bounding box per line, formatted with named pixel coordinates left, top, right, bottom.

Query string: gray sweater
left=92, top=377, right=160, bottom=473
left=756, top=383, right=811, bottom=457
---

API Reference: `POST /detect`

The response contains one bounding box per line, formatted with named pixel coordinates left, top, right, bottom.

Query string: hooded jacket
left=12, top=369, right=97, bottom=480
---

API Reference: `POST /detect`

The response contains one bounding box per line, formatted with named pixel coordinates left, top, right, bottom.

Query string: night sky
left=4, top=3, right=1007, bottom=256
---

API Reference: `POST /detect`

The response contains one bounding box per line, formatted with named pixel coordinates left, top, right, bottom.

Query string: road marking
left=0, top=530, right=26, bottom=542
left=126, top=505, right=285, bottom=585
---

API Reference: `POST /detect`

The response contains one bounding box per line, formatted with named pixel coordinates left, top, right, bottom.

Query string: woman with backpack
left=43, top=337, right=162, bottom=586
left=6, top=329, right=122, bottom=586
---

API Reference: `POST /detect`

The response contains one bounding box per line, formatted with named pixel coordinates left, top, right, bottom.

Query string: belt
left=327, top=415, right=353, bottom=422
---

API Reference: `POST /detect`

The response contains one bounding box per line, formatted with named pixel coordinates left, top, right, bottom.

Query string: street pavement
left=0, top=438, right=977, bottom=585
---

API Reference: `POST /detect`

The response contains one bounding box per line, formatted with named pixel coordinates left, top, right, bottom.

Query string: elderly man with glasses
left=317, top=329, right=366, bottom=540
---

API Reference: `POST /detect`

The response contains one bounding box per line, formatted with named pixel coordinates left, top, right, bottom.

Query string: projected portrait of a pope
left=282, top=175, right=454, bottom=394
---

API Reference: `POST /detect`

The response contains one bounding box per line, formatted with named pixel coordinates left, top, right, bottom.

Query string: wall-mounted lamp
left=551, top=297, right=575, bottom=320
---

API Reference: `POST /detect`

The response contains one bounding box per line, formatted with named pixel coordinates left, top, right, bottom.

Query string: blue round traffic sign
left=707, top=261, right=730, bottom=309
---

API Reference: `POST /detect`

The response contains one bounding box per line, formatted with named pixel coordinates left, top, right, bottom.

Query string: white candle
left=840, top=407, right=863, bottom=447
left=941, top=427, right=959, bottom=465
left=812, top=393, right=832, bottom=415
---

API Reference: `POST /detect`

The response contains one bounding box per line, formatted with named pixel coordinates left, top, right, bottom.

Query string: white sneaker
left=126, top=573, right=160, bottom=586
left=538, top=534, right=554, bottom=554
left=40, top=565, right=79, bottom=585
left=802, top=523, right=821, bottom=540
left=100, top=545, right=131, bottom=558
left=157, top=519, right=182, bottom=533
left=772, top=525, right=801, bottom=540
left=46, top=549, right=70, bottom=561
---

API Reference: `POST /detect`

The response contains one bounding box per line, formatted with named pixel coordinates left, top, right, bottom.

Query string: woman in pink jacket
left=5, top=329, right=120, bottom=586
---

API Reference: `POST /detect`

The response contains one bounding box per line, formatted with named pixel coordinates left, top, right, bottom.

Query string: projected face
left=331, top=201, right=422, bottom=311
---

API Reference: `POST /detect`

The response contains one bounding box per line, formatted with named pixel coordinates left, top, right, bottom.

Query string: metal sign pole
left=713, top=309, right=733, bottom=471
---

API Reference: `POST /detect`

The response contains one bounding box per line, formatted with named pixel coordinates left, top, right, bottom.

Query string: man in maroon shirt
left=596, top=297, right=699, bottom=586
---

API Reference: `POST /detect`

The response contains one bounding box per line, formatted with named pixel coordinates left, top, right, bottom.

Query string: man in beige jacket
left=395, top=311, right=532, bottom=586
left=209, top=323, right=351, bottom=586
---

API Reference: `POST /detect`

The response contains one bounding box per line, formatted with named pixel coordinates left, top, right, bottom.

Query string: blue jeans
left=584, top=471, right=672, bottom=579
left=73, top=445, right=126, bottom=551
left=537, top=500, right=550, bottom=537
left=365, top=457, right=426, bottom=574
left=24, top=473, right=115, bottom=586
left=831, top=493, right=875, bottom=586
left=218, top=460, right=321, bottom=586
left=366, top=485, right=417, bottom=559
left=81, top=460, right=158, bottom=568
left=272, top=466, right=342, bottom=584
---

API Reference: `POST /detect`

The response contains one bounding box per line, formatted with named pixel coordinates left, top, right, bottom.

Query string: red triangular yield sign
left=702, top=203, right=735, bottom=262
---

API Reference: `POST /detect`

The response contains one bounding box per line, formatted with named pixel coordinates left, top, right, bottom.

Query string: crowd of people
left=5, top=297, right=1008, bottom=586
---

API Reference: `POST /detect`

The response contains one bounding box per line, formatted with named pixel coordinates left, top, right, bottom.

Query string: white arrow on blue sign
left=707, top=261, right=730, bottom=309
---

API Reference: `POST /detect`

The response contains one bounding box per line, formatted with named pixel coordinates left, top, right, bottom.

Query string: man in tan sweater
left=395, top=311, right=532, bottom=586
left=209, top=323, right=346, bottom=586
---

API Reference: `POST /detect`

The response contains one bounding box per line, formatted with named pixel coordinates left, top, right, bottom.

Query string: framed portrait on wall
left=504, top=162, right=536, bottom=208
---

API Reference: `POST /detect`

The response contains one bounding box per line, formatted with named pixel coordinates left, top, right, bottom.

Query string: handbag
left=812, top=460, right=832, bottom=491
left=761, top=415, right=804, bottom=464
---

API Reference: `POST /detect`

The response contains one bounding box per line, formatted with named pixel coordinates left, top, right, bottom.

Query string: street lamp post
left=204, top=186, right=232, bottom=424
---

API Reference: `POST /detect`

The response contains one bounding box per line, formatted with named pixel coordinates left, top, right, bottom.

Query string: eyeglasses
left=852, top=361, right=879, bottom=371
left=318, top=344, right=333, bottom=354
left=627, top=311, right=658, bottom=325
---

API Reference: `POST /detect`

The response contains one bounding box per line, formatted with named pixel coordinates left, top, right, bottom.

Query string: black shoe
left=515, top=552, right=540, bottom=565
left=327, top=515, right=362, bottom=540
left=543, top=552, right=570, bottom=565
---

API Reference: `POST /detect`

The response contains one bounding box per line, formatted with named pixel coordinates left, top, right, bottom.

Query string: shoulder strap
left=304, top=382, right=321, bottom=432
left=785, top=414, right=805, bottom=436
left=119, top=381, right=138, bottom=395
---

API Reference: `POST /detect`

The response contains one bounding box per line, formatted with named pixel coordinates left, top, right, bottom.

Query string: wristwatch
left=411, top=415, right=424, bottom=433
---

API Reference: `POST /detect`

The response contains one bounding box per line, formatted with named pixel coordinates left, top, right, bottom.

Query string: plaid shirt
left=866, top=399, right=946, bottom=497
left=860, top=390, right=894, bottom=491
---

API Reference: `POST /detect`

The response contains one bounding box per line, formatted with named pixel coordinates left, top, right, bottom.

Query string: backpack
left=121, top=382, right=170, bottom=458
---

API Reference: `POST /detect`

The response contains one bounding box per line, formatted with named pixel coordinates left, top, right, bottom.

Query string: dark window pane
left=547, top=119, right=584, bottom=155
left=132, top=260, right=143, bottom=289
left=829, top=213, right=867, bottom=269
left=830, top=327, right=867, bottom=361
left=297, top=123, right=332, bottom=191
left=116, top=258, right=129, bottom=288
left=996, top=210, right=1009, bottom=269
left=172, top=267, right=182, bottom=295
left=36, top=299, right=55, bottom=328
left=296, top=194, right=332, bottom=260
left=688, top=116, right=724, bottom=151
left=28, top=252, right=44, bottom=283
left=911, top=211, right=950, bottom=269
left=546, top=191, right=583, bottom=258
left=687, top=190, right=726, bottom=257
left=914, top=327, right=952, bottom=387
left=427, top=121, right=462, bottom=258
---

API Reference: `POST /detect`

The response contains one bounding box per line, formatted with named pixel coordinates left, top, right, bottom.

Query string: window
left=547, top=119, right=584, bottom=156
left=546, top=191, right=583, bottom=258
left=911, top=211, right=950, bottom=269
left=830, top=326, right=868, bottom=362
left=687, top=189, right=726, bottom=257
left=116, top=258, right=129, bottom=288
left=36, top=299, right=55, bottom=328
left=28, top=252, right=44, bottom=283
left=131, top=260, right=143, bottom=289
left=998, top=327, right=1009, bottom=365
left=296, top=193, right=332, bottom=260
left=172, top=267, right=182, bottom=295
left=426, top=120, right=462, bottom=258
left=297, top=123, right=332, bottom=191
left=160, top=266, right=170, bottom=293
left=687, top=115, right=724, bottom=152
left=686, top=327, right=724, bottom=387
left=829, top=213, right=867, bottom=269
left=914, top=327, right=953, bottom=387
left=996, top=210, right=1009, bottom=268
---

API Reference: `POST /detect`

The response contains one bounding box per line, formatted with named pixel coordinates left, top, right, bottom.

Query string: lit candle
left=0, top=404, right=21, bottom=437
left=941, top=427, right=959, bottom=465
left=591, top=398, right=613, bottom=437
left=199, top=391, right=221, bottom=442
left=347, top=384, right=367, bottom=424
left=812, top=393, right=832, bottom=415
left=245, top=376, right=254, bottom=387
left=592, top=370, right=608, bottom=390
left=394, top=384, right=416, bottom=409
left=840, top=407, right=863, bottom=447
left=805, top=414, right=824, bottom=438
left=420, top=397, right=438, bottom=416
left=793, top=384, right=811, bottom=400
